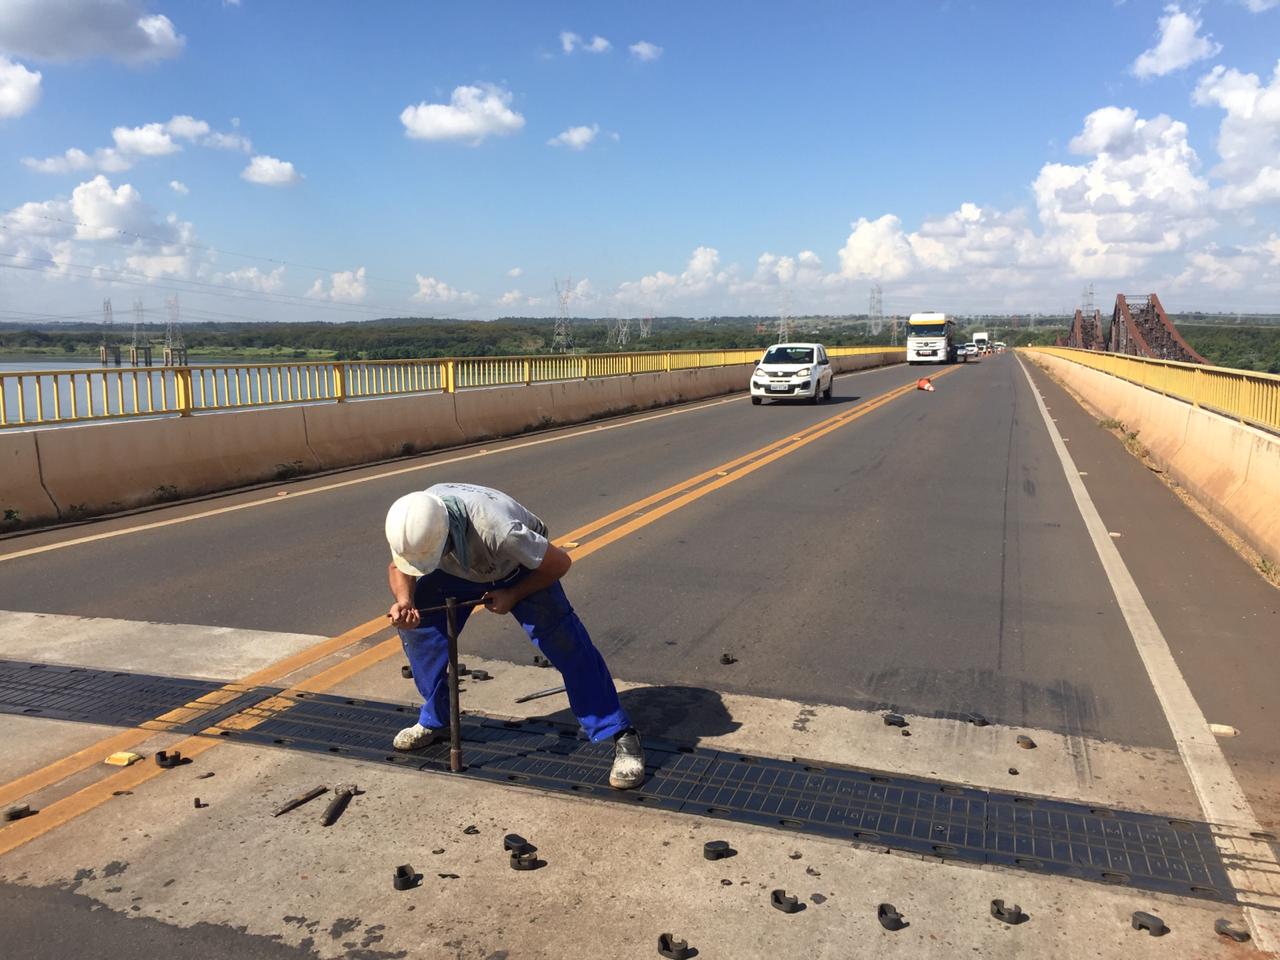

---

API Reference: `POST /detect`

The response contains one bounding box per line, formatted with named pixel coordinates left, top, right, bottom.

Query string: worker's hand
left=387, top=601, right=420, bottom=628
left=483, top=589, right=517, bottom=616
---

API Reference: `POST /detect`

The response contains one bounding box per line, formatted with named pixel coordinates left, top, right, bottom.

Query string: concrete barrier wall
left=34, top=406, right=318, bottom=519
left=304, top=393, right=465, bottom=470
left=1029, top=351, right=1280, bottom=563
left=3, top=353, right=901, bottom=528
left=0, top=431, right=57, bottom=522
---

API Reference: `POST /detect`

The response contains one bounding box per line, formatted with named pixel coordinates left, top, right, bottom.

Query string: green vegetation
left=0, top=316, right=892, bottom=363
left=2, top=314, right=1277, bottom=374
left=1176, top=325, right=1280, bottom=374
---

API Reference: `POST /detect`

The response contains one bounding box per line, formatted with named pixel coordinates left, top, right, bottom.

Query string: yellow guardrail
left=0, top=345, right=899, bottom=429
left=1025, top=346, right=1280, bottom=434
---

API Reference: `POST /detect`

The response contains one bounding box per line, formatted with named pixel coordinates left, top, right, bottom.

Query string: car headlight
left=794, top=367, right=810, bottom=378
left=753, top=368, right=766, bottom=379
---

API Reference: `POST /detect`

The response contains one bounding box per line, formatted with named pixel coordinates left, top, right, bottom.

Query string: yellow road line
left=564, top=371, right=957, bottom=559
left=0, top=394, right=753, bottom=564
left=0, top=365, right=896, bottom=564
left=0, top=615, right=389, bottom=808
left=0, top=369, right=940, bottom=855
left=0, top=635, right=405, bottom=857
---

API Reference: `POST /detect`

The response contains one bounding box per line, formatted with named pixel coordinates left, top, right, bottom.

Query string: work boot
left=609, top=730, right=646, bottom=789
left=393, top=723, right=435, bottom=751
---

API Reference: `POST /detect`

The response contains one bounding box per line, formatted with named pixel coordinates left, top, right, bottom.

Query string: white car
left=750, top=342, right=834, bottom=404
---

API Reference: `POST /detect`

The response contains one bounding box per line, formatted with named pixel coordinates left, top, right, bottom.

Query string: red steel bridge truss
left=1062, top=294, right=1205, bottom=363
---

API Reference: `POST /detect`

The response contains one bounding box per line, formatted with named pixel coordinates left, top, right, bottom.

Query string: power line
left=0, top=212, right=419, bottom=292
left=0, top=252, right=396, bottom=318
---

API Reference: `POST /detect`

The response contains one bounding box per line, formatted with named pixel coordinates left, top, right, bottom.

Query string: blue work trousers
left=397, top=568, right=630, bottom=742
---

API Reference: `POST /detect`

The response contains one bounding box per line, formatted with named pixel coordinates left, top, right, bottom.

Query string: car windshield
left=908, top=324, right=947, bottom=338
left=762, top=347, right=813, bottom=365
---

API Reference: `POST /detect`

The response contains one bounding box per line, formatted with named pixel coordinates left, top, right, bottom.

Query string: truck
left=972, top=331, right=991, bottom=354
left=906, top=312, right=957, bottom=364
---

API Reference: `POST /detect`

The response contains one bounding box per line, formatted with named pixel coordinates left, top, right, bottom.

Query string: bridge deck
left=1, top=354, right=1276, bottom=958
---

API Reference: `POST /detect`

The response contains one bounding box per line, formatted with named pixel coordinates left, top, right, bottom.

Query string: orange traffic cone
left=916, top=378, right=935, bottom=392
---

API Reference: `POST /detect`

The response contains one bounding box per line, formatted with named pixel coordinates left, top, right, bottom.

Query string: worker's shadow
left=535, top=684, right=741, bottom=746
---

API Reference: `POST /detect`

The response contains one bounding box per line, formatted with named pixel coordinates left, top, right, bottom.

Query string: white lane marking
left=0, top=365, right=901, bottom=563
left=1018, top=356, right=1280, bottom=948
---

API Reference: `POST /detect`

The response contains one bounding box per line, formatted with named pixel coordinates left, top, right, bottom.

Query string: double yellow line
left=0, top=368, right=951, bottom=855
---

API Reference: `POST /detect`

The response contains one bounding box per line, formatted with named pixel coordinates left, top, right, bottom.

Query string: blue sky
left=1, top=0, right=1279, bottom=324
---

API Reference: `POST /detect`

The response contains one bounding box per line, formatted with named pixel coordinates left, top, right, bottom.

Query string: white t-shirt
left=427, top=482, right=550, bottom=583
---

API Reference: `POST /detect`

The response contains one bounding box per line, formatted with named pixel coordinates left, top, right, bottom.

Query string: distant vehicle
left=750, top=343, right=833, bottom=405
left=973, top=331, right=991, bottom=353
left=962, top=342, right=978, bottom=357
left=994, top=341, right=1007, bottom=353
left=906, top=312, right=957, bottom=364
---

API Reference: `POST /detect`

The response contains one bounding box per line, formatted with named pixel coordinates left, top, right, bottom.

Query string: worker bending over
left=384, top=482, right=645, bottom=789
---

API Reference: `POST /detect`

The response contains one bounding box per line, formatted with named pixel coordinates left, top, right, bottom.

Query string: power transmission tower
left=1081, top=282, right=1094, bottom=319
left=552, top=278, right=574, bottom=353
left=164, top=295, right=187, bottom=365
left=130, top=298, right=152, bottom=366
left=777, top=292, right=792, bottom=343
left=869, top=283, right=883, bottom=336
left=606, top=316, right=632, bottom=350
left=638, top=316, right=652, bottom=339
left=100, top=298, right=120, bottom=365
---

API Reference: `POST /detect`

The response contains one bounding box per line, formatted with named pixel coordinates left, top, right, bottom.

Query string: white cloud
left=164, top=114, right=209, bottom=140
left=216, top=265, right=285, bottom=292
left=507, top=267, right=523, bottom=278
left=1034, top=107, right=1212, bottom=275
left=168, top=179, right=188, bottom=195
left=400, top=84, right=525, bottom=144
left=70, top=175, right=175, bottom=241
left=499, top=289, right=527, bottom=306
left=412, top=275, right=477, bottom=304
left=0, top=1, right=184, bottom=63
left=0, top=55, right=40, bottom=119
left=112, top=121, right=179, bottom=156
left=241, top=155, right=302, bottom=186
left=547, top=123, right=599, bottom=150
left=202, top=130, right=252, bottom=152
left=629, top=41, right=663, bottom=62
left=1132, top=4, right=1221, bottom=79
left=308, top=266, right=366, bottom=302
left=23, top=148, right=98, bottom=174
left=560, top=32, right=610, bottom=54
left=1193, top=61, right=1280, bottom=207
left=616, top=246, right=730, bottom=305
left=1242, top=0, right=1280, bottom=10
left=838, top=215, right=919, bottom=280
left=22, top=115, right=247, bottom=175
left=0, top=176, right=210, bottom=294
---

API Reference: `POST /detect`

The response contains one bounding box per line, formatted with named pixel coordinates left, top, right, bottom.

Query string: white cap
left=385, top=491, right=448, bottom=577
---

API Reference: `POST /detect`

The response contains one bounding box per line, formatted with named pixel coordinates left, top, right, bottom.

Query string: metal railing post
left=523, top=359, right=532, bottom=385
left=333, top=363, right=347, bottom=402
left=175, top=366, right=194, bottom=417
left=445, top=360, right=457, bottom=394
left=581, top=357, right=589, bottom=380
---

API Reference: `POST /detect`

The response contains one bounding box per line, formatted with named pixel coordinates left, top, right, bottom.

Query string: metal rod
left=514, top=684, right=567, bottom=704
left=446, top=597, right=463, bottom=772
left=272, top=785, right=327, bottom=817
